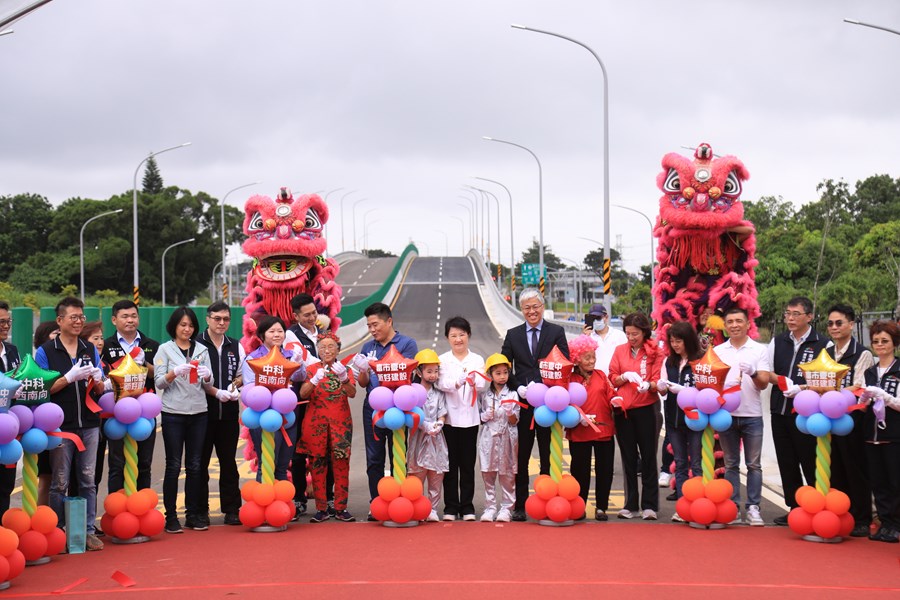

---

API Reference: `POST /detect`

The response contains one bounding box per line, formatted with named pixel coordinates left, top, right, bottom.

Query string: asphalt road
left=335, top=257, right=397, bottom=305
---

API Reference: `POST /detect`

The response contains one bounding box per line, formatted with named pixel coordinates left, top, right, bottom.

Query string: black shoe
left=869, top=525, right=899, bottom=543
left=184, top=516, right=209, bottom=531
left=94, top=526, right=105, bottom=537
left=224, top=513, right=242, bottom=526
left=666, top=491, right=678, bottom=501
left=327, top=501, right=337, bottom=517
left=367, top=512, right=378, bottom=522
left=310, top=510, right=330, bottom=523
left=334, top=510, right=356, bottom=522
left=773, top=514, right=789, bottom=526
left=850, top=523, right=871, bottom=538
left=291, top=501, right=306, bottom=522
left=165, top=519, right=183, bottom=534
left=512, top=510, right=527, bottom=522
left=595, top=510, right=608, bottom=522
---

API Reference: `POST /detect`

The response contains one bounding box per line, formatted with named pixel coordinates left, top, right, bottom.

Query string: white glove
left=103, top=379, right=113, bottom=392
left=637, top=381, right=651, bottom=393
left=456, top=372, right=469, bottom=388
left=228, top=387, right=241, bottom=402
left=725, top=379, right=740, bottom=390
left=197, top=365, right=212, bottom=381
left=290, top=349, right=307, bottom=369
left=656, top=379, right=669, bottom=393
left=173, top=363, right=193, bottom=377
left=517, top=385, right=528, bottom=399
left=739, top=362, right=756, bottom=377
left=431, top=421, right=443, bottom=434
left=64, top=363, right=93, bottom=384
left=309, top=369, right=326, bottom=386
left=668, top=382, right=685, bottom=394
left=133, top=348, right=145, bottom=366
left=621, top=371, right=642, bottom=385
left=90, top=367, right=104, bottom=383
left=611, top=396, right=623, bottom=409
left=215, top=389, right=232, bottom=403
left=783, top=383, right=801, bottom=398
left=332, top=361, right=349, bottom=382
left=863, top=385, right=887, bottom=401
left=481, top=408, right=494, bottom=422
left=579, top=415, right=590, bottom=427
left=351, top=353, right=370, bottom=372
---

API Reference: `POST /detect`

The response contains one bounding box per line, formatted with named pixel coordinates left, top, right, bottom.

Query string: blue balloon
left=383, top=407, right=406, bottom=431
left=0, top=439, right=22, bottom=464
left=557, top=405, right=580, bottom=428
left=533, top=405, right=557, bottom=428
left=405, top=407, right=426, bottom=429
left=684, top=411, right=709, bottom=432
left=127, top=417, right=154, bottom=442
left=103, top=418, right=127, bottom=441
left=830, top=413, right=854, bottom=436
left=795, top=415, right=809, bottom=435
left=805, top=413, right=832, bottom=437
left=708, top=409, right=733, bottom=432
left=241, top=407, right=261, bottom=429
left=45, top=428, right=62, bottom=450
left=404, top=412, right=414, bottom=429
left=20, top=428, right=49, bottom=453
left=375, top=417, right=386, bottom=428
left=283, top=410, right=296, bottom=428
left=259, top=409, right=284, bottom=432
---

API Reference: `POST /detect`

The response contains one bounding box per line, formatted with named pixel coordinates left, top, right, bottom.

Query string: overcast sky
left=1, top=0, right=898, bottom=273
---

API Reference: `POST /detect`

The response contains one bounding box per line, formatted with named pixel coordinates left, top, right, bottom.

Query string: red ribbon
left=371, top=409, right=386, bottom=441
left=189, top=360, right=199, bottom=384
left=48, top=430, right=85, bottom=452
left=466, top=371, right=491, bottom=406
left=683, top=408, right=699, bottom=420
left=408, top=410, right=420, bottom=433
left=777, top=376, right=791, bottom=392
left=572, top=404, right=602, bottom=433
left=501, top=399, right=528, bottom=409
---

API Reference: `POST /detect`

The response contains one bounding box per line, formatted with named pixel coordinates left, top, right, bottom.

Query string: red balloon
left=0, top=528, right=17, bottom=557
left=787, top=507, right=814, bottom=536
left=17, top=530, right=47, bottom=562
left=112, top=512, right=141, bottom=540
left=545, top=496, right=571, bottom=523
left=369, top=497, right=391, bottom=522
left=812, top=510, right=841, bottom=539
left=1, top=509, right=30, bottom=537
left=525, top=495, right=548, bottom=520
left=138, top=509, right=165, bottom=537
left=568, top=496, right=586, bottom=520
left=100, top=513, right=115, bottom=536
left=0, top=556, right=9, bottom=583
left=412, top=496, right=432, bottom=521
left=540, top=345, right=574, bottom=387
left=675, top=497, right=693, bottom=522
left=715, top=500, right=738, bottom=524
left=690, top=498, right=717, bottom=525
left=239, top=502, right=266, bottom=528
left=838, top=512, right=855, bottom=537
left=370, top=346, right=418, bottom=390
left=265, top=500, right=292, bottom=527
left=44, top=528, right=66, bottom=556
left=387, top=497, right=415, bottom=524
left=6, top=550, right=24, bottom=580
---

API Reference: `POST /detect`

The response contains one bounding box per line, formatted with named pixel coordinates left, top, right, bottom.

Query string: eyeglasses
left=827, top=320, right=846, bottom=327
left=65, top=315, right=87, bottom=323
left=208, top=316, right=231, bottom=323
left=872, top=339, right=893, bottom=345
left=0, top=319, right=11, bottom=327
left=521, top=304, right=543, bottom=313
left=783, top=311, right=809, bottom=319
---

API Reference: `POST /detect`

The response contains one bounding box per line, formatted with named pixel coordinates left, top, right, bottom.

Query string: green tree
left=0, top=193, right=54, bottom=280
left=515, top=240, right=564, bottom=276
left=581, top=246, right=634, bottom=296
left=852, top=220, right=900, bottom=317
left=142, top=156, right=164, bottom=194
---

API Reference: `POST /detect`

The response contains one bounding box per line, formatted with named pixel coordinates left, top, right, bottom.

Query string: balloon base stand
left=384, top=520, right=419, bottom=528
left=689, top=522, right=726, bottom=530
left=802, top=534, right=843, bottom=544
left=0, top=581, right=9, bottom=590
left=250, top=524, right=288, bottom=533
left=538, top=519, right=575, bottom=527
left=25, top=557, right=50, bottom=566
left=111, top=535, right=151, bottom=545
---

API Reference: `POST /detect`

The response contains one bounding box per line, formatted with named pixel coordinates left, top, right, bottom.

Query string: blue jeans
left=718, top=416, right=763, bottom=508
left=249, top=423, right=297, bottom=482
left=50, top=427, right=100, bottom=533
left=161, top=412, right=207, bottom=520
left=668, top=425, right=702, bottom=499
left=362, top=399, right=393, bottom=500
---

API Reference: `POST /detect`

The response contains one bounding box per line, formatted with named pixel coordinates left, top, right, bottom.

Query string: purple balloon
left=568, top=382, right=588, bottom=407
left=721, top=391, right=742, bottom=413
left=8, top=405, right=33, bottom=432
left=138, top=392, right=162, bottom=419
left=793, top=390, right=820, bottom=417
left=368, top=386, right=394, bottom=411
left=0, top=413, right=19, bottom=445
left=676, top=387, right=698, bottom=410
left=695, top=388, right=722, bottom=415
left=98, top=391, right=116, bottom=414
left=32, top=402, right=64, bottom=432
left=526, top=383, right=548, bottom=408
left=410, top=383, right=427, bottom=408
left=819, top=390, right=849, bottom=419
left=544, top=386, right=570, bottom=412
left=242, top=385, right=273, bottom=412
left=271, top=388, right=298, bottom=415
left=840, top=389, right=857, bottom=406
left=113, top=396, right=142, bottom=425
left=393, top=385, right=418, bottom=412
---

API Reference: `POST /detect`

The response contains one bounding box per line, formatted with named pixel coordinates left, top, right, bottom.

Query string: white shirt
left=436, top=350, right=487, bottom=428
left=715, top=337, right=772, bottom=417
left=767, top=326, right=812, bottom=373
left=591, top=326, right=627, bottom=375
left=828, top=339, right=874, bottom=388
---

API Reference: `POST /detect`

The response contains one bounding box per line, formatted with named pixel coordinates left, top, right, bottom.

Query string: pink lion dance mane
left=240, top=187, right=342, bottom=353
left=651, top=143, right=761, bottom=338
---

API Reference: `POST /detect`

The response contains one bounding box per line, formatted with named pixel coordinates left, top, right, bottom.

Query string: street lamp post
left=511, top=24, right=611, bottom=314
left=80, top=209, right=123, bottom=302
left=161, top=238, right=195, bottom=307
left=483, top=136, right=545, bottom=296
left=132, top=142, right=191, bottom=305
left=474, top=176, right=517, bottom=306
left=221, top=182, right=260, bottom=305
left=456, top=196, right=476, bottom=249
left=614, top=204, right=655, bottom=315
left=361, top=209, right=379, bottom=253
left=469, top=185, right=502, bottom=288
left=844, top=18, right=900, bottom=37
left=351, top=198, right=369, bottom=253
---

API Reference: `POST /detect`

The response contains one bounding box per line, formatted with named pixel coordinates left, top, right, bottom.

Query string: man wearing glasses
left=0, top=301, right=21, bottom=514
left=767, top=296, right=829, bottom=525
left=824, top=304, right=874, bottom=537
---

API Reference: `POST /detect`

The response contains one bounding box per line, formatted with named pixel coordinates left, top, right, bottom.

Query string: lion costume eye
left=248, top=212, right=264, bottom=231
left=663, top=168, right=681, bottom=193
left=723, top=171, right=741, bottom=196
left=304, top=209, right=322, bottom=231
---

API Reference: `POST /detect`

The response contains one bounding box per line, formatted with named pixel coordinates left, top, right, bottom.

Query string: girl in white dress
left=408, top=349, right=449, bottom=522
left=478, top=353, right=520, bottom=522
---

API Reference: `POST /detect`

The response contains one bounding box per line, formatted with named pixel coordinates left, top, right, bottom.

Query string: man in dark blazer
left=501, top=288, right=569, bottom=521
left=0, top=301, right=21, bottom=515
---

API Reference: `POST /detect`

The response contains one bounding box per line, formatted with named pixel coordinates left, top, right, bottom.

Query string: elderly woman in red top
left=608, top=312, right=664, bottom=520
left=567, top=334, right=619, bottom=521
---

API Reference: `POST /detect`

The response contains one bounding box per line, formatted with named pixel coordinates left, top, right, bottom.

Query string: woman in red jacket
left=608, top=313, right=664, bottom=520
left=567, top=334, right=619, bottom=521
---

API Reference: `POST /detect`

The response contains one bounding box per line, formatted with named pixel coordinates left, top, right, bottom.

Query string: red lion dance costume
left=651, top=143, right=760, bottom=338
left=240, top=187, right=342, bottom=351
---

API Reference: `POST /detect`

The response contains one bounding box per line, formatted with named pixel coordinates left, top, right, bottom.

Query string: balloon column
left=0, top=507, right=60, bottom=573
left=784, top=350, right=858, bottom=542
left=0, top=525, right=25, bottom=590
left=238, top=346, right=300, bottom=530
left=367, top=347, right=432, bottom=525
left=97, top=355, right=165, bottom=542
left=522, top=346, right=587, bottom=524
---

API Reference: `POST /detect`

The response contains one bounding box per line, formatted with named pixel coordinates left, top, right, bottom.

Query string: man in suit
left=0, top=301, right=21, bottom=515
left=501, top=288, right=569, bottom=521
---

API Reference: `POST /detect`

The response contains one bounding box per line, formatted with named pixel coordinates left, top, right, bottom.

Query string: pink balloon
left=270, top=388, right=298, bottom=415
left=98, top=391, right=116, bottom=414
left=113, top=397, right=141, bottom=425
left=695, top=388, right=721, bottom=415
left=676, top=387, right=698, bottom=410
left=393, top=385, right=418, bottom=411
left=32, top=402, right=64, bottom=432
left=242, top=385, right=272, bottom=411
left=368, top=386, right=394, bottom=411
left=793, top=390, right=820, bottom=417
left=544, top=386, right=570, bottom=412
left=567, top=382, right=587, bottom=407
left=527, top=383, right=548, bottom=408
left=137, top=392, right=162, bottom=419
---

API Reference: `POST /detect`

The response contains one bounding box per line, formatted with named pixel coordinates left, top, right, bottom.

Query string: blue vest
left=863, top=361, right=900, bottom=443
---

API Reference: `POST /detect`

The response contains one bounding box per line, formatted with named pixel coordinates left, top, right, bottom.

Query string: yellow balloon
left=798, top=349, right=850, bottom=391
left=108, top=354, right=148, bottom=399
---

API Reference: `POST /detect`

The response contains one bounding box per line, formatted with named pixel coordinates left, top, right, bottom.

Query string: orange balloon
left=241, top=480, right=261, bottom=503
left=787, top=507, right=814, bottom=535
left=44, top=528, right=66, bottom=556
left=525, top=495, right=547, bottom=520
left=30, top=506, right=58, bottom=535
left=126, top=492, right=151, bottom=517
left=253, top=483, right=276, bottom=507
left=838, top=512, right=855, bottom=537
left=545, top=496, right=571, bottom=523
left=569, top=496, right=586, bottom=520
left=104, top=491, right=128, bottom=517
left=682, top=477, right=706, bottom=502
left=141, top=488, right=160, bottom=508
left=794, top=485, right=816, bottom=507
left=239, top=502, right=265, bottom=528
left=1, top=509, right=30, bottom=537
left=812, top=510, right=841, bottom=539
left=17, top=530, right=47, bottom=562
left=690, top=497, right=717, bottom=525
left=0, top=528, right=18, bottom=557
left=533, top=474, right=552, bottom=487
left=265, top=500, right=292, bottom=527
left=138, top=509, right=165, bottom=537
left=535, top=478, right=558, bottom=501
left=715, top=500, right=738, bottom=524
left=377, top=477, right=401, bottom=502
left=704, top=479, right=733, bottom=504
left=387, top=497, right=414, bottom=523
left=798, top=488, right=825, bottom=514
left=6, top=550, right=24, bottom=580
left=675, top=497, right=693, bottom=522
left=824, top=489, right=850, bottom=516
left=369, top=497, right=391, bottom=521
left=400, top=477, right=423, bottom=501
left=112, top=512, right=141, bottom=540
left=0, top=555, right=9, bottom=583
left=273, top=480, right=295, bottom=503
left=412, top=496, right=432, bottom=521
left=557, top=475, right=580, bottom=501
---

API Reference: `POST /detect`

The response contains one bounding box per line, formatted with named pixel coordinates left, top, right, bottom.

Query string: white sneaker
left=617, top=509, right=635, bottom=519
left=641, top=509, right=658, bottom=520
left=442, top=514, right=456, bottom=521
left=495, top=509, right=511, bottom=522
left=480, top=509, right=496, bottom=522
left=658, top=472, right=671, bottom=487
left=462, top=513, right=477, bottom=522
left=426, top=511, right=440, bottom=522
left=746, top=505, right=764, bottom=527
left=671, top=513, right=685, bottom=522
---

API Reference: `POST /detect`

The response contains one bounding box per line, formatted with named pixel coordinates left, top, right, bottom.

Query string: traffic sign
left=520, top=263, right=546, bottom=286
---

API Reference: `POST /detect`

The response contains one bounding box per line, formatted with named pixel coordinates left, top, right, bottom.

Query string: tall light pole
left=132, top=142, right=191, bottom=305
left=483, top=136, right=545, bottom=296
left=844, top=18, right=900, bottom=37
left=80, top=208, right=123, bottom=302
left=511, top=24, right=611, bottom=314
left=361, top=209, right=379, bottom=253
left=339, top=190, right=358, bottom=252
left=614, top=204, right=655, bottom=315
left=432, top=230, right=449, bottom=256
left=474, top=176, right=517, bottom=305
left=449, top=216, right=466, bottom=255
left=460, top=187, right=482, bottom=255
left=221, top=181, right=260, bottom=305
left=351, top=198, right=369, bottom=253
left=456, top=196, right=476, bottom=249
left=469, top=185, right=502, bottom=286
left=161, top=238, right=195, bottom=307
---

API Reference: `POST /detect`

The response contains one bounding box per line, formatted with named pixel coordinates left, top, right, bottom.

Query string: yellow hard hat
left=484, top=353, right=511, bottom=372
left=415, top=348, right=441, bottom=365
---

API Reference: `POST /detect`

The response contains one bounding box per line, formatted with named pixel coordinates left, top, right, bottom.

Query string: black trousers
left=771, top=412, right=816, bottom=509
left=831, top=411, right=872, bottom=526
left=866, top=442, right=900, bottom=529
left=614, top=403, right=659, bottom=512
left=200, top=417, right=241, bottom=515
left=0, top=466, right=15, bottom=515
left=107, top=429, right=156, bottom=493
left=443, top=424, right=478, bottom=516
left=515, top=409, right=551, bottom=511
left=569, top=439, right=616, bottom=511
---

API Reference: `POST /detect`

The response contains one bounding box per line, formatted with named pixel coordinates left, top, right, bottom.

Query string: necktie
left=530, top=328, right=539, bottom=358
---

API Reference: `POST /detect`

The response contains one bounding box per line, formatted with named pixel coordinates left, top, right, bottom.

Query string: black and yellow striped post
left=603, top=258, right=611, bottom=296
left=539, top=276, right=545, bottom=297
left=222, top=283, right=228, bottom=300
left=497, top=263, right=501, bottom=286
left=133, top=286, right=140, bottom=307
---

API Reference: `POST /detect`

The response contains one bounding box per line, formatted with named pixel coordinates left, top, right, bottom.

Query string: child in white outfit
left=407, top=350, right=449, bottom=522
left=478, top=353, right=520, bottom=522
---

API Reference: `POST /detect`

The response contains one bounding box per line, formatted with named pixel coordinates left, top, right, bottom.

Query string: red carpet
left=2, top=521, right=898, bottom=599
